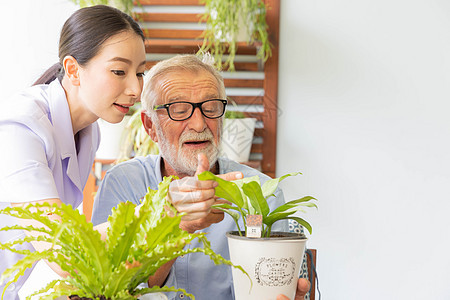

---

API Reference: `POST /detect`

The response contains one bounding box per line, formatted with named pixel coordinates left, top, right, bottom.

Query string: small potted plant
left=69, top=0, right=138, bottom=15
left=95, top=109, right=134, bottom=160
left=116, top=107, right=159, bottom=163
left=0, top=177, right=244, bottom=300
left=199, top=0, right=273, bottom=71
left=198, top=171, right=317, bottom=300
left=220, top=102, right=257, bottom=163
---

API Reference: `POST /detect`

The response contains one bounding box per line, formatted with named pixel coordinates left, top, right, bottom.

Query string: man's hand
left=168, top=153, right=242, bottom=233
left=276, top=278, right=310, bottom=300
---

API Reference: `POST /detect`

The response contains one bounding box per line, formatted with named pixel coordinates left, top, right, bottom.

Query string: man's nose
left=187, top=107, right=207, bottom=132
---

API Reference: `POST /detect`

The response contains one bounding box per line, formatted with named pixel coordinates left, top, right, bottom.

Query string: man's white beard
left=155, top=123, right=221, bottom=176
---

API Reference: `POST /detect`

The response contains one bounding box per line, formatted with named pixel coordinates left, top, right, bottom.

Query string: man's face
left=148, top=70, right=223, bottom=176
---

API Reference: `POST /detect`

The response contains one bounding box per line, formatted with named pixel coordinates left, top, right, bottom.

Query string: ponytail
left=32, top=63, right=64, bottom=86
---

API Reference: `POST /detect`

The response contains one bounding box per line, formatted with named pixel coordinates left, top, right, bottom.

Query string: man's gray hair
left=141, top=54, right=226, bottom=115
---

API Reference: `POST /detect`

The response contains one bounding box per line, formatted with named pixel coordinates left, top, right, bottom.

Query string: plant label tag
left=246, top=214, right=262, bottom=238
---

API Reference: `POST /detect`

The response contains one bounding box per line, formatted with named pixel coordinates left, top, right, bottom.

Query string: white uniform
left=0, top=79, right=100, bottom=299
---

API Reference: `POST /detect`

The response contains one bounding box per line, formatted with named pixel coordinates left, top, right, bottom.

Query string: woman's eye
left=137, top=72, right=145, bottom=78
left=112, top=70, right=125, bottom=76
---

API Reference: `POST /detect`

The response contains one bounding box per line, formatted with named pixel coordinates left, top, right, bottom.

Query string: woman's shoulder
left=2, top=84, right=52, bottom=122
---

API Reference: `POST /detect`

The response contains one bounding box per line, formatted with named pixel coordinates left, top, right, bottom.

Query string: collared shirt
left=0, top=79, right=100, bottom=299
left=91, top=155, right=287, bottom=300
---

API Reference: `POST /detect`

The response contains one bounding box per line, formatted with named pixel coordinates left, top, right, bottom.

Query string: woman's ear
left=62, top=56, right=80, bottom=86
left=141, top=111, right=159, bottom=142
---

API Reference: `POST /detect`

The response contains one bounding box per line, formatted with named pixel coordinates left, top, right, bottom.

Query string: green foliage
left=0, top=176, right=244, bottom=300
left=225, top=110, right=246, bottom=119
left=116, top=108, right=159, bottom=163
left=199, top=0, right=272, bottom=71
left=69, top=0, right=138, bottom=15
left=198, top=172, right=317, bottom=237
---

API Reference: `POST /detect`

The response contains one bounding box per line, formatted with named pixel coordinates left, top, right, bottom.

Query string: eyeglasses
left=153, top=99, right=228, bottom=121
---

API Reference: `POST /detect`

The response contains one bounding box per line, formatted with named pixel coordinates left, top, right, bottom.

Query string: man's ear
left=63, top=56, right=80, bottom=86
left=141, top=111, right=158, bottom=142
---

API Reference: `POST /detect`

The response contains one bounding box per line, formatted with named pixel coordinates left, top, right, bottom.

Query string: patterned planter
left=226, top=231, right=307, bottom=300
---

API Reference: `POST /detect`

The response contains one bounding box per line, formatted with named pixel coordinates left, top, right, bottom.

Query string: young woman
left=0, top=5, right=146, bottom=298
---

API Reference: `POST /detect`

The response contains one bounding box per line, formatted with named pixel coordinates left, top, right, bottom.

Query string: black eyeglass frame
left=153, top=99, right=228, bottom=121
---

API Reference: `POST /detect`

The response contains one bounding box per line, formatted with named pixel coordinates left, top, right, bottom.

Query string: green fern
left=0, top=176, right=246, bottom=300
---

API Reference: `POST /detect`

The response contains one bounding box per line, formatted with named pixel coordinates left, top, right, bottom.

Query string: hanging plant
left=199, top=0, right=273, bottom=71
left=69, top=0, right=138, bottom=15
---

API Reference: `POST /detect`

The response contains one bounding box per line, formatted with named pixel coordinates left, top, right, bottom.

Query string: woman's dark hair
left=33, top=5, right=144, bottom=85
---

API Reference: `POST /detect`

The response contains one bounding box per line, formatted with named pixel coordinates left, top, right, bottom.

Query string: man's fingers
left=176, top=198, right=215, bottom=216
left=275, top=278, right=310, bottom=300
left=170, top=189, right=216, bottom=205
left=295, top=278, right=310, bottom=300
left=214, top=198, right=231, bottom=205
left=195, top=153, right=210, bottom=176
left=217, top=171, right=243, bottom=182
left=170, top=176, right=217, bottom=192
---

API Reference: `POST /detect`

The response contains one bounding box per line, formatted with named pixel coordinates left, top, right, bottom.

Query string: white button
left=179, top=294, right=185, bottom=299
left=180, top=255, right=185, bottom=258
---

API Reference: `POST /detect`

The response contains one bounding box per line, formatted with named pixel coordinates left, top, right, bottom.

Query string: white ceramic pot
left=226, top=231, right=307, bottom=300
left=221, top=118, right=256, bottom=163
left=96, top=116, right=131, bottom=160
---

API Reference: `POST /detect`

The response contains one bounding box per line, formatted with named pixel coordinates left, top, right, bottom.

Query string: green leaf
left=0, top=175, right=244, bottom=299
left=26, top=280, right=77, bottom=300
left=104, top=260, right=142, bottom=297
left=1, top=250, right=55, bottom=287
left=242, top=181, right=270, bottom=217
left=287, top=217, right=313, bottom=235
left=270, top=196, right=317, bottom=215
left=198, top=171, right=244, bottom=207
left=106, top=201, right=137, bottom=254
left=261, top=172, right=301, bottom=198
left=263, top=211, right=296, bottom=228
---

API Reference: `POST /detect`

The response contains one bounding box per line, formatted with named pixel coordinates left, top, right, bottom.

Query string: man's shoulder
left=218, top=157, right=271, bottom=180
left=106, top=155, right=160, bottom=178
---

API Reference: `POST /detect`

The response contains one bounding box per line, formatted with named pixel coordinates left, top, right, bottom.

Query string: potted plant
left=95, top=110, right=134, bottom=161
left=220, top=103, right=257, bottom=163
left=69, top=0, right=138, bottom=15
left=0, top=176, right=244, bottom=300
left=116, top=107, right=159, bottom=163
left=199, top=0, right=273, bottom=71
left=198, top=171, right=317, bottom=300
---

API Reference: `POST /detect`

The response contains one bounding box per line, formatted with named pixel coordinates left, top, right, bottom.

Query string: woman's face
left=77, top=30, right=146, bottom=124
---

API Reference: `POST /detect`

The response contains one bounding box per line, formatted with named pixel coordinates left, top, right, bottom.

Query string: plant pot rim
left=226, top=231, right=307, bottom=241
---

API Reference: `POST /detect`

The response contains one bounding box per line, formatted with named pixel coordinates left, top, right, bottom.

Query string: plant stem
left=233, top=217, right=243, bottom=236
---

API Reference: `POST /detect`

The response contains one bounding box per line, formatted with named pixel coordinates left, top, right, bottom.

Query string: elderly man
left=91, top=54, right=309, bottom=300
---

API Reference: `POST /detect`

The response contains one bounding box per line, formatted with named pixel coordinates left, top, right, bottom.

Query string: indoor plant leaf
left=242, top=181, right=270, bottom=217
left=1, top=175, right=244, bottom=299
left=261, top=172, right=301, bottom=198
left=269, top=196, right=317, bottom=215
left=198, top=171, right=244, bottom=208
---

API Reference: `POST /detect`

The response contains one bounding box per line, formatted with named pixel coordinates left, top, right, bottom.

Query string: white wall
left=3, top=0, right=450, bottom=299
left=0, top=0, right=76, bottom=97
left=277, top=0, right=450, bottom=299
left=1, top=2, right=77, bottom=298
